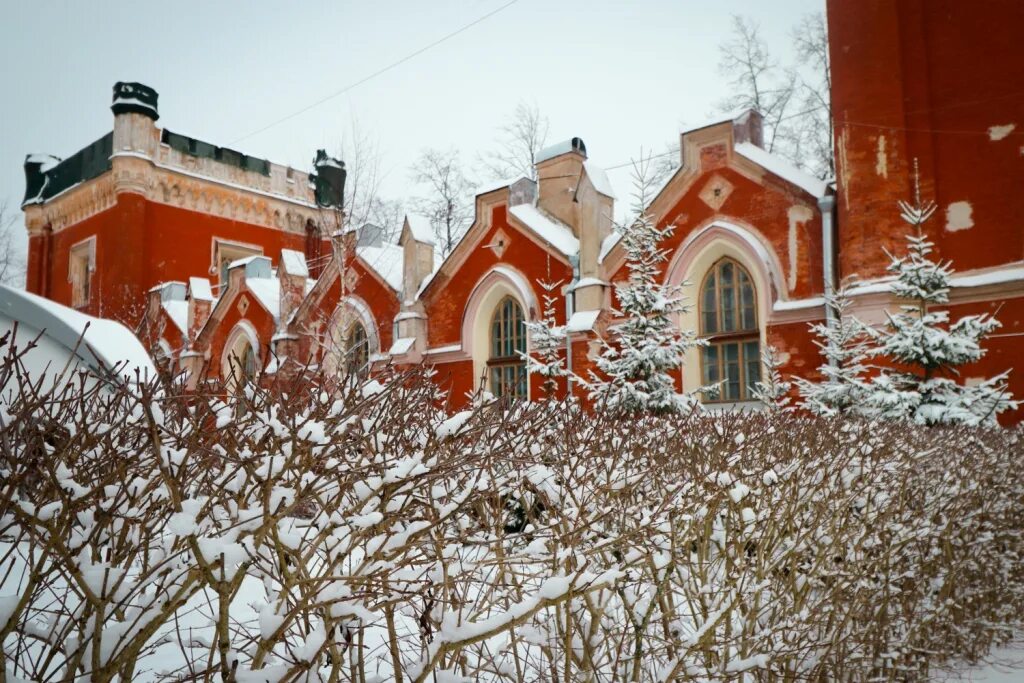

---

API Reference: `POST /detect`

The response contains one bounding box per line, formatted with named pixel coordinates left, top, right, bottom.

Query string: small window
left=488, top=297, right=527, bottom=400
left=700, top=258, right=761, bottom=402
left=69, top=238, right=95, bottom=308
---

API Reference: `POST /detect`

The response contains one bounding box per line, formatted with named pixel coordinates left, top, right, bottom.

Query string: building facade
left=20, top=0, right=1024, bottom=418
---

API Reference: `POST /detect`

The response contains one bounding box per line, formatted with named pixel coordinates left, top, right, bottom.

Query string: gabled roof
left=356, top=243, right=404, bottom=292
left=507, top=205, right=579, bottom=258
left=734, top=142, right=828, bottom=198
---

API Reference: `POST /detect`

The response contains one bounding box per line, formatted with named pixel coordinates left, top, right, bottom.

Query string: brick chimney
left=187, top=277, right=214, bottom=340
left=535, top=138, right=587, bottom=231
left=278, top=249, right=309, bottom=326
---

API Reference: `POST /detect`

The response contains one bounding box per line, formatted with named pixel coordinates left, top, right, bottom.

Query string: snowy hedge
left=1, top=353, right=1022, bottom=681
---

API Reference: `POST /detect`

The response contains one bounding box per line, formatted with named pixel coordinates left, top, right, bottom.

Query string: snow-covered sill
left=848, top=265, right=1024, bottom=295
left=424, top=344, right=461, bottom=355
left=773, top=297, right=825, bottom=312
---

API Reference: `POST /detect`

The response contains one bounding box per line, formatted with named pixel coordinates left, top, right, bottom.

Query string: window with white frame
left=488, top=296, right=527, bottom=400
left=68, top=237, right=95, bottom=308
left=699, top=257, right=761, bottom=402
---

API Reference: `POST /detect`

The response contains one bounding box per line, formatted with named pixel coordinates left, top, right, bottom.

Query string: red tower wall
left=828, top=0, right=1024, bottom=280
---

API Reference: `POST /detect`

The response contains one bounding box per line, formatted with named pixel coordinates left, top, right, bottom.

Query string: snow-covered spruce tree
left=865, top=173, right=1016, bottom=425
left=751, top=344, right=792, bottom=411
left=795, top=280, right=873, bottom=416
left=590, top=157, right=704, bottom=415
left=523, top=278, right=567, bottom=397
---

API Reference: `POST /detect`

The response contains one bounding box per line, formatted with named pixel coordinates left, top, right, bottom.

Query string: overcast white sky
left=0, top=0, right=823, bottom=262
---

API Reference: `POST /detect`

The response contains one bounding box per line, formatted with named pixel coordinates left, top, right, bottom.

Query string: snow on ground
left=939, top=642, right=1024, bottom=682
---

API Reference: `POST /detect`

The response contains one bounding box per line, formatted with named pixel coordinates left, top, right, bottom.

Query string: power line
left=230, top=0, right=520, bottom=146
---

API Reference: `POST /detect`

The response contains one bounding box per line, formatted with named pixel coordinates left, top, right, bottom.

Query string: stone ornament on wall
left=699, top=174, right=735, bottom=211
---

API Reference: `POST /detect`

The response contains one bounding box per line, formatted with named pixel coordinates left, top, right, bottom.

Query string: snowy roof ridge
left=582, top=160, right=616, bottom=199
left=474, top=175, right=527, bottom=197
left=403, top=214, right=436, bottom=245
left=357, top=242, right=404, bottom=292
left=507, top=204, right=580, bottom=258
left=734, top=142, right=828, bottom=198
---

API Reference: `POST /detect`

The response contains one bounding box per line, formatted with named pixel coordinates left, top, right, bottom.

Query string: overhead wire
left=229, top=0, right=520, bottom=146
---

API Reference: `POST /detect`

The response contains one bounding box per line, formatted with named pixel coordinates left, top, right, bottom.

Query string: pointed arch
left=461, top=266, right=537, bottom=397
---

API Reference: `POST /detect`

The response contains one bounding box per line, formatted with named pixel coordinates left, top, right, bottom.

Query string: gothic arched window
left=343, top=322, right=370, bottom=378
left=700, top=258, right=760, bottom=402
left=488, top=296, right=527, bottom=400
left=241, top=343, right=258, bottom=385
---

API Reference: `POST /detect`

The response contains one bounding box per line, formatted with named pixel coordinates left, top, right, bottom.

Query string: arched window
left=344, top=322, right=370, bottom=378
left=700, top=258, right=760, bottom=402
left=488, top=296, right=527, bottom=399
left=241, top=343, right=258, bottom=385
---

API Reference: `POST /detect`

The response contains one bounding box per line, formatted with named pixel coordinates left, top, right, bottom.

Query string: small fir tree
left=523, top=279, right=567, bottom=397
left=864, top=169, right=1015, bottom=425
left=751, top=345, right=792, bottom=411
left=590, top=157, right=704, bottom=415
left=796, top=281, right=873, bottom=416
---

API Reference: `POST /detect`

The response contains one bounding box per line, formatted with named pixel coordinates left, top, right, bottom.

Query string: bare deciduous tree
left=718, top=13, right=834, bottom=180
left=0, top=202, right=25, bottom=287
left=409, top=147, right=475, bottom=257
left=790, top=12, right=834, bottom=179
left=718, top=15, right=797, bottom=155
left=336, top=120, right=405, bottom=241
left=478, top=100, right=550, bottom=181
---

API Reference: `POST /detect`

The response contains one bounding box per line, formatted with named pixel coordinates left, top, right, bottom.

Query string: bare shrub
left=1, top=336, right=1022, bottom=681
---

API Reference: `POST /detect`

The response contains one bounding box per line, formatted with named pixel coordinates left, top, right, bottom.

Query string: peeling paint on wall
left=875, top=135, right=888, bottom=177
left=988, top=124, right=1016, bottom=141
left=787, top=205, right=814, bottom=292
left=837, top=129, right=851, bottom=208
left=945, top=201, right=974, bottom=232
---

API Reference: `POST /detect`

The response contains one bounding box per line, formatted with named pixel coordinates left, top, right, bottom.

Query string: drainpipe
left=818, top=194, right=837, bottom=358
left=565, top=254, right=580, bottom=398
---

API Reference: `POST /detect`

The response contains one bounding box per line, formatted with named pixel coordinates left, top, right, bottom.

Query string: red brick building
left=19, top=0, right=1024, bottom=415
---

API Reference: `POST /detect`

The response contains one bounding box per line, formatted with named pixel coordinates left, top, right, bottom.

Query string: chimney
left=535, top=137, right=587, bottom=231
left=400, top=216, right=435, bottom=304
left=111, top=82, right=159, bottom=158
left=313, top=149, right=347, bottom=210
left=731, top=110, right=764, bottom=148
left=573, top=162, right=615, bottom=312
left=278, top=249, right=309, bottom=326
left=187, top=277, right=214, bottom=340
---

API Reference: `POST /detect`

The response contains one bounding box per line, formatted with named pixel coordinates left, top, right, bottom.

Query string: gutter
left=565, top=254, right=580, bottom=397
left=818, top=193, right=837, bottom=333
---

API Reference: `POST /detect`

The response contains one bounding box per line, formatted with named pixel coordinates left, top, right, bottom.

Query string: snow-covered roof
left=680, top=109, right=751, bottom=136
left=0, top=284, right=156, bottom=381
left=163, top=300, right=188, bottom=335
left=389, top=337, right=416, bottom=355
left=566, top=310, right=600, bottom=333
left=508, top=205, right=579, bottom=258
left=474, top=175, right=526, bottom=197
left=599, top=231, right=622, bottom=263
left=189, top=277, right=214, bottom=302
left=536, top=139, right=585, bottom=164
left=403, top=214, right=436, bottom=246
left=228, top=254, right=264, bottom=270
left=357, top=243, right=404, bottom=292
left=242, top=274, right=316, bottom=320
left=244, top=277, right=281, bottom=319
left=582, top=160, right=616, bottom=199
left=734, top=142, right=828, bottom=198
left=26, top=153, right=62, bottom=172
left=280, top=249, right=309, bottom=277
